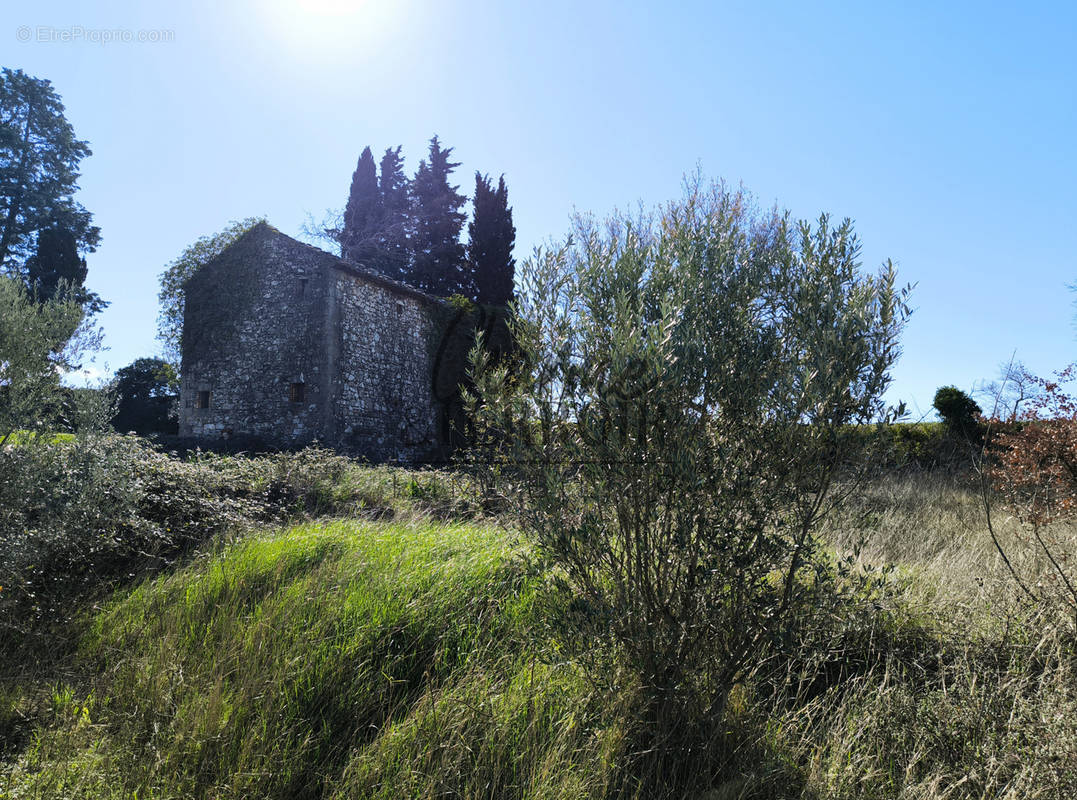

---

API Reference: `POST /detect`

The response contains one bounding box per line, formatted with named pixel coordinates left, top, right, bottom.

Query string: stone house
left=177, top=222, right=466, bottom=462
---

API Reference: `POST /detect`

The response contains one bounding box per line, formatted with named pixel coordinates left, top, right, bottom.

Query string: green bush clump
left=0, top=436, right=480, bottom=636
left=842, top=422, right=967, bottom=471
left=1, top=435, right=251, bottom=632
left=933, top=385, right=983, bottom=441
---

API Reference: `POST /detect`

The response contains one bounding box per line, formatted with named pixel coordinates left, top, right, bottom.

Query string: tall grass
left=4, top=520, right=560, bottom=798
left=778, top=471, right=1077, bottom=798
left=3, top=473, right=1076, bottom=799
left=821, top=471, right=1077, bottom=628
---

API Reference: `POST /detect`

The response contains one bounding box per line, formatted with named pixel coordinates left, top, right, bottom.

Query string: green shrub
left=933, top=385, right=982, bottom=441
left=0, top=435, right=254, bottom=633
left=0, top=275, right=87, bottom=446
left=468, top=177, right=910, bottom=789
left=0, top=433, right=491, bottom=639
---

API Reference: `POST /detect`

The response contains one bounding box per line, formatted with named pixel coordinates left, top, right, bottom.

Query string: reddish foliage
left=985, top=365, right=1077, bottom=619
left=987, top=365, right=1077, bottom=527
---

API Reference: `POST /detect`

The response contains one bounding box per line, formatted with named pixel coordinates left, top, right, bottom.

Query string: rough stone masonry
left=178, top=222, right=467, bottom=462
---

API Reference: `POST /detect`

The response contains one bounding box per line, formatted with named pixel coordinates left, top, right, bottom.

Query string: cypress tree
left=376, top=146, right=410, bottom=281
left=341, top=146, right=381, bottom=265
left=408, top=136, right=468, bottom=297
left=24, top=225, right=105, bottom=313
left=467, top=173, right=516, bottom=306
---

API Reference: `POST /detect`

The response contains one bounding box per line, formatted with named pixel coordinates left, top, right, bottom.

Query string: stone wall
left=177, top=224, right=450, bottom=462
left=328, top=267, right=444, bottom=461
left=179, top=226, right=332, bottom=446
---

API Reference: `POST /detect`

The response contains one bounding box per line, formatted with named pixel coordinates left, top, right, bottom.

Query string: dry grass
left=823, top=471, right=1077, bottom=628
left=772, top=471, right=1077, bottom=799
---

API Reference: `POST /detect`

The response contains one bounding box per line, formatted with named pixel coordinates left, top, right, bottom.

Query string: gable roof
left=204, top=221, right=445, bottom=307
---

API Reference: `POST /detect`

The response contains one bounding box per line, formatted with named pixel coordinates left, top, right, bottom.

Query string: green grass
left=0, top=430, right=75, bottom=448
left=3, top=473, right=1077, bottom=799
left=3, top=520, right=566, bottom=798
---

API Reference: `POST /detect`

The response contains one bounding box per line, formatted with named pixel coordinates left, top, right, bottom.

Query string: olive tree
left=467, top=179, right=910, bottom=747
left=0, top=274, right=86, bottom=445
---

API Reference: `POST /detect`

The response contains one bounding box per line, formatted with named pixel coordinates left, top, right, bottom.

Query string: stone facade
left=178, top=223, right=451, bottom=462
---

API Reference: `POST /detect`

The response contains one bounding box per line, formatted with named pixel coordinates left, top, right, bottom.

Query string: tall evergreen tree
left=0, top=68, right=100, bottom=275
left=467, top=173, right=516, bottom=306
left=340, top=146, right=381, bottom=264
left=408, top=136, right=468, bottom=297
left=24, top=225, right=106, bottom=314
left=375, top=145, right=410, bottom=281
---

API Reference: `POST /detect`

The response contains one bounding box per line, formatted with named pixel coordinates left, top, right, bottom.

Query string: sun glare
left=259, top=0, right=396, bottom=60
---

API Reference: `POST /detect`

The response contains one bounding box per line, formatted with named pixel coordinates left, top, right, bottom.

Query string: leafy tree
left=341, top=146, right=381, bottom=265
left=409, top=136, right=468, bottom=297
left=467, top=179, right=910, bottom=772
left=156, top=217, right=264, bottom=365
left=111, top=357, right=178, bottom=436
left=24, top=225, right=106, bottom=314
left=0, top=274, right=85, bottom=446
left=0, top=68, right=100, bottom=276
left=933, top=385, right=982, bottom=439
left=467, top=172, right=515, bottom=305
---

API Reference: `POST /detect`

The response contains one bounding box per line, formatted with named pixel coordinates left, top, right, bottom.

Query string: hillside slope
left=4, top=478, right=1077, bottom=799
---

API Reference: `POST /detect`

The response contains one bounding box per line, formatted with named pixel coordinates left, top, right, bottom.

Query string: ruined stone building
left=177, top=223, right=473, bottom=461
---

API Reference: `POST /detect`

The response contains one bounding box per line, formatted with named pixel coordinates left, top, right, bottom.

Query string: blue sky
left=8, top=0, right=1076, bottom=418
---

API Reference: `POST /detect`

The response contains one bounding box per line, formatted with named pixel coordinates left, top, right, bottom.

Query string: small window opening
left=298, top=277, right=309, bottom=297
left=196, top=390, right=211, bottom=409
left=290, top=382, right=306, bottom=403
left=396, top=301, right=404, bottom=314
